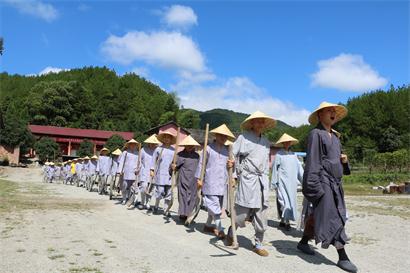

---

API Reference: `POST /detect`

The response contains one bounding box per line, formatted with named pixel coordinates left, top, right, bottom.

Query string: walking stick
left=185, top=123, right=209, bottom=226
left=164, top=127, right=180, bottom=215
left=228, top=144, right=238, bottom=249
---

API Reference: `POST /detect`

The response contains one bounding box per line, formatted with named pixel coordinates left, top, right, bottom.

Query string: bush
left=343, top=172, right=410, bottom=185
left=34, top=137, right=59, bottom=162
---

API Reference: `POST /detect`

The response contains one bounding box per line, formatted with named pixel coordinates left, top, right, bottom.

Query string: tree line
left=0, top=67, right=408, bottom=168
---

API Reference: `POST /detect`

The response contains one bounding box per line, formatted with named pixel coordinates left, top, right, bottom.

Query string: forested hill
left=178, top=108, right=292, bottom=132
left=0, top=66, right=292, bottom=135
left=0, top=67, right=178, bottom=133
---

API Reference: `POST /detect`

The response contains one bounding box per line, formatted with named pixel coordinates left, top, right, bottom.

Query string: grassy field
left=0, top=179, right=97, bottom=213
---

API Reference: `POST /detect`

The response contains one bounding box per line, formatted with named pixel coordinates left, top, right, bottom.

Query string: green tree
left=34, top=137, right=60, bottom=162
left=77, top=139, right=94, bottom=157
left=105, top=134, right=125, bottom=152
left=159, top=111, right=176, bottom=124
left=178, top=109, right=200, bottom=129
left=379, top=126, right=402, bottom=152
left=0, top=101, right=33, bottom=148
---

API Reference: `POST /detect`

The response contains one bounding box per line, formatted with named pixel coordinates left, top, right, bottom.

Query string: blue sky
left=1, top=0, right=409, bottom=126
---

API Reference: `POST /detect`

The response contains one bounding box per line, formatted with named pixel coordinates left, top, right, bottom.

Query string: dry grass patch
left=0, top=179, right=99, bottom=213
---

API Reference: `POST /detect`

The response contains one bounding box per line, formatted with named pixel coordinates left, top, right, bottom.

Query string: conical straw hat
left=144, top=134, right=161, bottom=144
left=112, top=148, right=122, bottom=156
left=224, top=139, right=234, bottom=146
left=241, top=111, right=276, bottom=131
left=125, top=138, right=139, bottom=149
left=49, top=162, right=55, bottom=166
left=100, top=147, right=110, bottom=153
left=308, top=101, right=347, bottom=125
left=179, top=135, right=200, bottom=146
left=210, top=124, right=235, bottom=141
left=275, top=133, right=299, bottom=147
left=91, top=155, right=98, bottom=160
left=157, top=130, right=177, bottom=145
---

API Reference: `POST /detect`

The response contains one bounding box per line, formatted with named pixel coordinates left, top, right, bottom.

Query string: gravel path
left=0, top=167, right=409, bottom=273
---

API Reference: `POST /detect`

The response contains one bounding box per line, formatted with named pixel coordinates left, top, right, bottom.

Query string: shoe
left=153, top=207, right=159, bottom=215
left=217, top=230, right=225, bottom=240
left=285, top=224, right=291, bottom=231
left=203, top=225, right=217, bottom=234
left=337, top=260, right=358, bottom=273
left=164, top=212, right=171, bottom=217
left=279, top=222, right=286, bottom=228
left=297, top=242, right=315, bottom=255
left=137, top=204, right=144, bottom=210
left=121, top=200, right=127, bottom=205
left=253, top=247, right=269, bottom=257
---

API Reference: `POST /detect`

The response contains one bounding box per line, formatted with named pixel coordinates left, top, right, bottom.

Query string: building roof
left=144, top=121, right=191, bottom=136
left=28, top=125, right=134, bottom=140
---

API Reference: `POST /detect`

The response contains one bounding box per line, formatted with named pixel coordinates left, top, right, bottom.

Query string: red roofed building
left=29, top=125, right=134, bottom=156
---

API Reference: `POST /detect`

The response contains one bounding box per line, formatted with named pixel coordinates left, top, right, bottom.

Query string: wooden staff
left=185, top=123, right=209, bottom=225
left=228, top=144, right=238, bottom=249
left=164, top=127, right=181, bottom=215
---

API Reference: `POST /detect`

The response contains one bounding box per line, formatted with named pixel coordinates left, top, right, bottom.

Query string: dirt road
left=0, top=167, right=409, bottom=273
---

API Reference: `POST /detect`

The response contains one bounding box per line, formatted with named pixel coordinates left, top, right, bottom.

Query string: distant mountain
left=183, top=108, right=293, bottom=132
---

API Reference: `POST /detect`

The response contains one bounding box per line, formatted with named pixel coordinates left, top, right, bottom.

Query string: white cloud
left=101, top=31, right=206, bottom=73
left=38, top=66, right=68, bottom=75
left=311, top=53, right=388, bottom=92
left=174, top=77, right=310, bottom=127
left=162, top=5, right=198, bottom=29
left=6, top=0, right=58, bottom=22
left=131, top=66, right=150, bottom=78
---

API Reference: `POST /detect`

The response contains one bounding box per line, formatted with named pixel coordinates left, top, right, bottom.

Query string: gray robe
left=271, top=150, right=304, bottom=221
left=195, top=142, right=229, bottom=196
left=175, top=149, right=200, bottom=216
left=233, top=131, right=271, bottom=209
left=302, top=124, right=350, bottom=248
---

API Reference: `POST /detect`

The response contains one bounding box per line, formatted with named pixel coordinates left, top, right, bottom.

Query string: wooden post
left=68, top=140, right=72, bottom=156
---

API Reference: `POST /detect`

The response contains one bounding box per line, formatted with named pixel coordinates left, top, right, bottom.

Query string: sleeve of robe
left=270, top=155, right=280, bottom=189
left=297, top=158, right=304, bottom=186
left=340, top=145, right=351, bottom=175
left=302, top=130, right=325, bottom=205
left=151, top=148, right=159, bottom=171
left=195, top=147, right=209, bottom=180
left=118, top=152, right=127, bottom=174
left=232, top=135, right=244, bottom=176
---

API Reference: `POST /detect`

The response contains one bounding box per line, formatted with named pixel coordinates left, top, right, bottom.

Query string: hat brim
left=241, top=117, right=276, bottom=131
left=157, top=132, right=177, bottom=145
left=308, top=105, right=347, bottom=125
left=274, top=140, right=299, bottom=148
left=210, top=132, right=235, bottom=141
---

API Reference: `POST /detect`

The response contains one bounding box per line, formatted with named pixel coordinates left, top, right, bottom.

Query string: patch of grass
left=69, top=267, right=102, bottom=273
left=109, top=245, right=117, bottom=248
left=344, top=172, right=410, bottom=185
left=16, top=248, right=26, bottom=253
left=74, top=253, right=81, bottom=256
left=343, top=183, right=384, bottom=196
left=47, top=247, right=55, bottom=252
left=48, top=254, right=65, bottom=260
left=351, top=234, right=379, bottom=246
left=0, top=179, right=99, bottom=213
left=104, top=239, right=113, bottom=244
left=348, top=196, right=410, bottom=219
left=71, top=240, right=84, bottom=243
left=93, top=252, right=103, bottom=256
